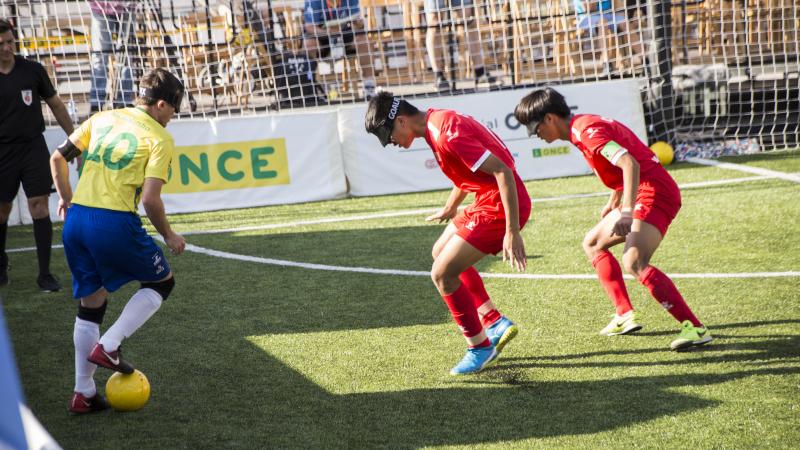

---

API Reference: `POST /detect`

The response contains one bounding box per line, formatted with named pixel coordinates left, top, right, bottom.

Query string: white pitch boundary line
left=4, top=173, right=782, bottom=242
left=183, top=242, right=800, bottom=279
left=8, top=241, right=799, bottom=279
left=7, top=244, right=64, bottom=254
left=6, top=170, right=799, bottom=279
left=181, top=173, right=779, bottom=237
left=685, top=157, right=800, bottom=183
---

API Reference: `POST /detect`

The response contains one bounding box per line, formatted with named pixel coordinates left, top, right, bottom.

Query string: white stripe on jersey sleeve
left=610, top=149, right=629, bottom=166
left=427, top=121, right=441, bottom=140
left=470, top=150, right=492, bottom=172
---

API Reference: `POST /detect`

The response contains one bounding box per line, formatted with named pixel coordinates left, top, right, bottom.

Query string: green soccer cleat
left=599, top=311, right=643, bottom=336
left=670, top=320, right=713, bottom=351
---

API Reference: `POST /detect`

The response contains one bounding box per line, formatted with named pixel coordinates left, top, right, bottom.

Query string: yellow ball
left=650, top=141, right=674, bottom=165
left=106, top=369, right=151, bottom=412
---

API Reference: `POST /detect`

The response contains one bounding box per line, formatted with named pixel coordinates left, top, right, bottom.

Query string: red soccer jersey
left=569, top=114, right=664, bottom=191
left=424, top=109, right=523, bottom=193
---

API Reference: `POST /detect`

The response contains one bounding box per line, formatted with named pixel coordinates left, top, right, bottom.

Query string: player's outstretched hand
left=426, top=207, right=457, bottom=223
left=165, top=232, right=186, bottom=256
left=612, top=212, right=633, bottom=237
left=503, top=230, right=527, bottom=272
left=57, top=198, right=71, bottom=219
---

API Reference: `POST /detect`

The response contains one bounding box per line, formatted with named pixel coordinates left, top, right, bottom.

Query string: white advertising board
left=157, top=111, right=347, bottom=214
left=11, top=110, right=347, bottom=224
left=339, top=79, right=647, bottom=196
left=9, top=79, right=646, bottom=225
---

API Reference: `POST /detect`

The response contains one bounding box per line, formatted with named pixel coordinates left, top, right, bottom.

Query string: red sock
left=592, top=250, right=633, bottom=316
left=459, top=267, right=501, bottom=327
left=638, top=265, right=702, bottom=327
left=442, top=283, right=491, bottom=347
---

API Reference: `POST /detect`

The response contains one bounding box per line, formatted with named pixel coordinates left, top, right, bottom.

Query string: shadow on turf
left=176, top=225, right=546, bottom=334
left=20, top=236, right=800, bottom=448
left=495, top=332, right=799, bottom=370
left=633, top=319, right=800, bottom=337
left=157, top=355, right=798, bottom=448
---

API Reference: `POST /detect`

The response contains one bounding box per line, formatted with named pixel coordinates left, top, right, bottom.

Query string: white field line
left=181, top=173, right=779, bottom=236
left=685, top=157, right=800, bottom=183
left=184, top=242, right=800, bottom=279
left=10, top=242, right=798, bottom=280
left=7, top=244, right=64, bottom=254
left=6, top=170, right=798, bottom=279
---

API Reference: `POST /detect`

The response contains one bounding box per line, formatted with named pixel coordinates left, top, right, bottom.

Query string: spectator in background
left=0, top=18, right=74, bottom=291
left=88, top=1, right=136, bottom=112
left=424, top=0, right=497, bottom=91
left=573, top=0, right=642, bottom=75
left=302, top=0, right=377, bottom=99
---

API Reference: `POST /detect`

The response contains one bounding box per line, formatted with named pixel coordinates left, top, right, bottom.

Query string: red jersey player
left=514, top=87, right=712, bottom=350
left=365, top=92, right=531, bottom=374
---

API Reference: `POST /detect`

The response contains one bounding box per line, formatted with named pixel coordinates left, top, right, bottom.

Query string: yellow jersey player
left=49, top=68, right=186, bottom=414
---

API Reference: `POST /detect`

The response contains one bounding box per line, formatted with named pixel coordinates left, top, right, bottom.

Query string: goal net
left=2, top=0, right=797, bottom=153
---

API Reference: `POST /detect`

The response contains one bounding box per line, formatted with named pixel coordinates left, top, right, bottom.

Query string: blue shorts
left=63, top=204, right=170, bottom=299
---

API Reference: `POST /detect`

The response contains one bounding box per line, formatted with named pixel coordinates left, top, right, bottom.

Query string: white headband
left=387, top=97, right=401, bottom=120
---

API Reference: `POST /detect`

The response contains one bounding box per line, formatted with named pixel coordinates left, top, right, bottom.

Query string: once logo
left=164, top=138, right=290, bottom=194
left=531, top=146, right=570, bottom=158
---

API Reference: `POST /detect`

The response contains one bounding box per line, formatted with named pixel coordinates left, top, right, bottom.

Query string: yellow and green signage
left=532, top=146, right=570, bottom=158
left=164, top=138, right=290, bottom=194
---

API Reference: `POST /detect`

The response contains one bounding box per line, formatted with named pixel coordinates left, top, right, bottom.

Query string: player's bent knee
left=582, top=235, right=601, bottom=257
left=622, top=254, right=647, bottom=277
left=141, top=276, right=175, bottom=301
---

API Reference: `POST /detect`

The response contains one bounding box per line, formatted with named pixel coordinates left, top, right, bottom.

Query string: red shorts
left=452, top=188, right=532, bottom=255
left=633, top=171, right=682, bottom=236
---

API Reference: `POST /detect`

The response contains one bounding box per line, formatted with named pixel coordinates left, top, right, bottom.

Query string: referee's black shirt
left=0, top=55, right=57, bottom=144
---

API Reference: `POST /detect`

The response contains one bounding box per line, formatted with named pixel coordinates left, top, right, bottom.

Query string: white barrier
left=10, top=110, right=348, bottom=224
left=158, top=111, right=347, bottom=214
left=339, top=79, right=647, bottom=196
left=9, top=80, right=645, bottom=225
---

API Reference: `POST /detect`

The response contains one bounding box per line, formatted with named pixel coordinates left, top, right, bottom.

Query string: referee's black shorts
left=0, top=135, right=54, bottom=203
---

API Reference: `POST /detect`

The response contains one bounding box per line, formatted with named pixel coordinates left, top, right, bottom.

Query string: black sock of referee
left=0, top=222, right=7, bottom=262
left=32, top=217, right=52, bottom=276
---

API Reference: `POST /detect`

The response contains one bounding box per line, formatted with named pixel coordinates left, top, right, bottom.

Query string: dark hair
left=365, top=91, right=420, bottom=146
left=514, top=87, right=572, bottom=126
left=136, top=68, right=185, bottom=112
left=0, top=18, right=14, bottom=34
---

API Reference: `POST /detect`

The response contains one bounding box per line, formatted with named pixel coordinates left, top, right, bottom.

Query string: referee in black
left=1, top=19, right=74, bottom=291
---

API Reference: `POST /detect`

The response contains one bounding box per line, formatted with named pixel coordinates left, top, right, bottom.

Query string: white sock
left=99, top=288, right=162, bottom=352
left=74, top=318, right=99, bottom=396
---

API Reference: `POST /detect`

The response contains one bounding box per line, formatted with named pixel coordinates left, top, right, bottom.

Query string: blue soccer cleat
left=450, top=345, right=498, bottom=375
left=487, top=316, right=518, bottom=354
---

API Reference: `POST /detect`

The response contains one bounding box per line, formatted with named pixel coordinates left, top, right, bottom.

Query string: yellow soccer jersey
left=69, top=108, right=174, bottom=213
